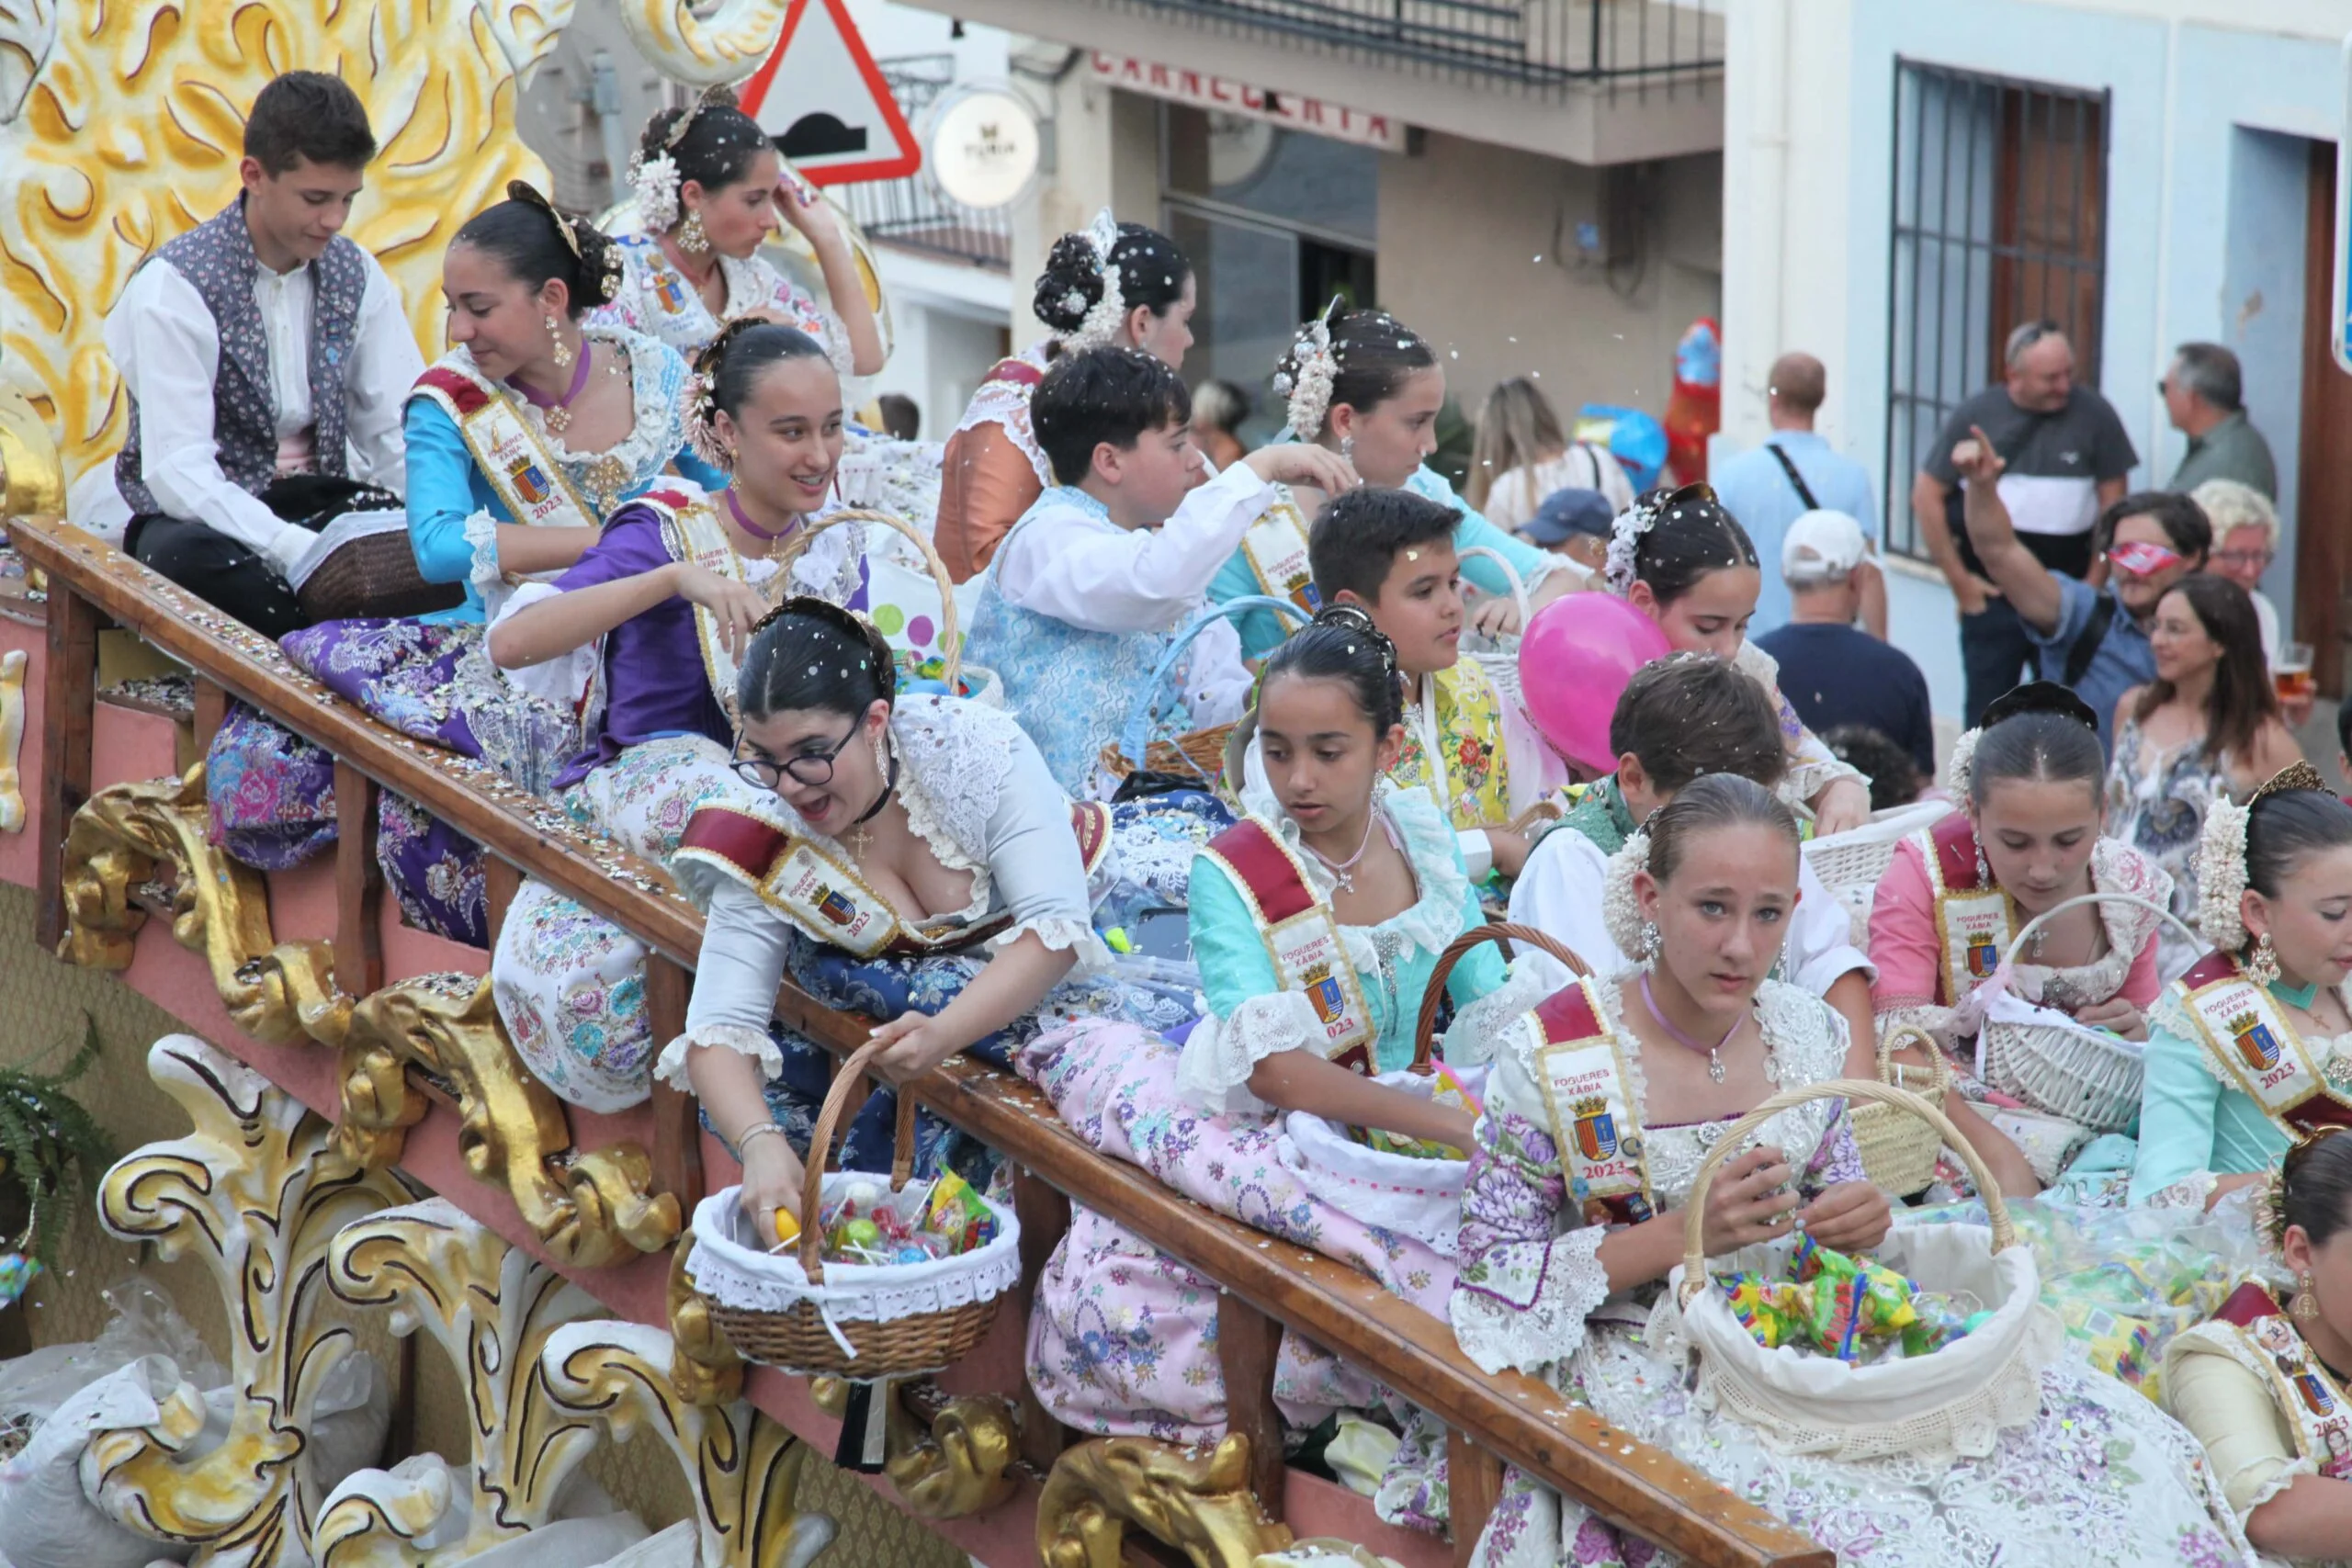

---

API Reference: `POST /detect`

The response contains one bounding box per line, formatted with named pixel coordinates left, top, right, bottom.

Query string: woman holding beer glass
left=2108, top=572, right=2303, bottom=975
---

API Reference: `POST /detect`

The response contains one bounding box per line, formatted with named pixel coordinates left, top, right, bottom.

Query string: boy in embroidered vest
left=1305, top=488, right=1565, bottom=881
left=92, top=71, right=424, bottom=637
left=963, top=345, right=1356, bottom=794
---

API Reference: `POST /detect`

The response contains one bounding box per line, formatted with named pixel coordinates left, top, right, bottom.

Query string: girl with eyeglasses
left=476, top=318, right=845, bottom=1111
left=670, top=601, right=1182, bottom=1239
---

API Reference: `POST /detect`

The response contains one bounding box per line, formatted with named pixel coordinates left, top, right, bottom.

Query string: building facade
left=1721, top=0, right=2352, bottom=722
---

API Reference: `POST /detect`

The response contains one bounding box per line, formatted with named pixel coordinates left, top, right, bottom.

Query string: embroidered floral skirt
left=202, top=618, right=582, bottom=947
left=492, top=735, right=746, bottom=1112
left=1013, top=1017, right=1457, bottom=1534
left=1469, top=1320, right=2251, bottom=1568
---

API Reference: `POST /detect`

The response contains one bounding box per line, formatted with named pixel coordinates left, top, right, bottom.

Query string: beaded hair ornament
left=505, top=181, right=625, bottom=303
left=1602, top=481, right=1722, bottom=597
left=1057, top=208, right=1130, bottom=352
left=1274, top=296, right=1346, bottom=441
left=2258, top=1125, right=2352, bottom=1259
left=2196, top=758, right=2333, bottom=956
left=747, top=595, right=899, bottom=704
left=679, top=317, right=773, bottom=468
left=628, top=85, right=740, bottom=231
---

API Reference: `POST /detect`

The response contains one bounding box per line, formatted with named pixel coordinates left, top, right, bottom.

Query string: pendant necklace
left=1640, top=972, right=1739, bottom=1084
left=1302, top=807, right=1381, bottom=895
left=511, top=345, right=594, bottom=435
left=844, top=749, right=900, bottom=858
left=726, top=490, right=804, bottom=556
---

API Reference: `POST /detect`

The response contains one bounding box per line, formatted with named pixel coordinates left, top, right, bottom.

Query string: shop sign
left=1088, top=51, right=1408, bottom=152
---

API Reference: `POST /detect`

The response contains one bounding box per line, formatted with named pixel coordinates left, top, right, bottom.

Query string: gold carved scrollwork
left=328, top=974, right=680, bottom=1268
left=314, top=1198, right=605, bottom=1567
left=1037, top=1434, right=1294, bottom=1568
left=667, top=1224, right=746, bottom=1407
left=0, top=646, right=28, bottom=830
left=541, top=1320, right=839, bottom=1568
left=85, top=1035, right=411, bottom=1568
left=55, top=766, right=346, bottom=1044
left=808, top=1376, right=1023, bottom=1520
left=613, top=0, right=790, bottom=86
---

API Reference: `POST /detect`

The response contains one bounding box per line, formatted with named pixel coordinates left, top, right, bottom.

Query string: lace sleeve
left=656, top=882, right=796, bottom=1089
left=487, top=580, right=601, bottom=715
left=463, top=508, right=502, bottom=592
left=1440, top=965, right=1552, bottom=1066
left=1174, top=992, right=1325, bottom=1114
left=1450, top=1104, right=1611, bottom=1375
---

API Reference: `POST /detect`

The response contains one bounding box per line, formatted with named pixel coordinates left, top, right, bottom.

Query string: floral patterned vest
left=116, top=197, right=370, bottom=516
left=1391, top=660, right=1509, bottom=830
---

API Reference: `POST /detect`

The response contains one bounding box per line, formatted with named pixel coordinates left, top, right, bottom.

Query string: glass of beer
left=2277, top=641, right=2316, bottom=705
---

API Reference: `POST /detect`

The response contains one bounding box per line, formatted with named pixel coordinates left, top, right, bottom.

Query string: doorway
left=2298, top=141, right=2352, bottom=698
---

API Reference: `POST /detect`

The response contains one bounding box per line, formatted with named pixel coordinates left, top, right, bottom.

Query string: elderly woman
left=2193, top=478, right=2286, bottom=671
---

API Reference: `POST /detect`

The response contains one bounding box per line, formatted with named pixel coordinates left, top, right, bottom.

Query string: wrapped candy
left=1716, top=1239, right=1973, bottom=1363
left=924, top=1172, right=1000, bottom=1256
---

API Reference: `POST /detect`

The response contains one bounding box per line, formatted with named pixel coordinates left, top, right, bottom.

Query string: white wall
left=1724, top=0, right=2349, bottom=726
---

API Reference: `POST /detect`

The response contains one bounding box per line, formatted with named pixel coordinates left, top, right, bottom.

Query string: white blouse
left=658, top=695, right=1106, bottom=1086
left=1506, top=822, right=1874, bottom=997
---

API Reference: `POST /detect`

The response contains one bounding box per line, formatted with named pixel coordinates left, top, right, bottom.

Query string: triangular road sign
left=737, top=0, right=922, bottom=186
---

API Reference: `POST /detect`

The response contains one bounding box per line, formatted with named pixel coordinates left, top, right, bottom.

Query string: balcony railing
left=836, top=56, right=1013, bottom=271
left=1101, top=0, right=1722, bottom=93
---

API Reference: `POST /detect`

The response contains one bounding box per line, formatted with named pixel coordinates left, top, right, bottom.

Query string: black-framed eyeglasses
left=732, top=723, right=860, bottom=790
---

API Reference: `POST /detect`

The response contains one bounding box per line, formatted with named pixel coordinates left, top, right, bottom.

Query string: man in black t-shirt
left=1908, top=321, right=2137, bottom=725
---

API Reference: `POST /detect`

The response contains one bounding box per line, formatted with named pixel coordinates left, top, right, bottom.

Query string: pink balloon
left=1518, top=592, right=1672, bottom=773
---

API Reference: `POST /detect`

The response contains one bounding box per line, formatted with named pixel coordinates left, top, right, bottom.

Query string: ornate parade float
left=0, top=3, right=1828, bottom=1563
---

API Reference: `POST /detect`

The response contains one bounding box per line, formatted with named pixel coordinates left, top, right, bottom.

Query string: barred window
left=1883, top=60, right=2109, bottom=556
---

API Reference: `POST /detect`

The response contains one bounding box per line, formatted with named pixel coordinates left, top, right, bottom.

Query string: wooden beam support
left=333, top=761, right=385, bottom=998
left=1011, top=1166, right=1073, bottom=1472
left=34, top=581, right=97, bottom=953
left=1215, top=1292, right=1287, bottom=1523
left=646, top=955, right=704, bottom=1213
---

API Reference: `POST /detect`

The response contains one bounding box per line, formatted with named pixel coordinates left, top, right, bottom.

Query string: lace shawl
left=951, top=339, right=1054, bottom=486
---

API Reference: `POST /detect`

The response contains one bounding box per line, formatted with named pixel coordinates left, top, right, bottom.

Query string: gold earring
left=2297, top=1272, right=2321, bottom=1320
left=678, top=209, right=710, bottom=254
left=546, top=314, right=573, bottom=369
left=2250, top=931, right=2281, bottom=987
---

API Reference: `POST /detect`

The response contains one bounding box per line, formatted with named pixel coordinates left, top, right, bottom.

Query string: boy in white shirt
left=965, top=346, right=1354, bottom=794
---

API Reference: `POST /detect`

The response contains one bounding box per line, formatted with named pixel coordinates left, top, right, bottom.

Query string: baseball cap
left=1526, top=487, right=1618, bottom=547
left=1781, top=509, right=1870, bottom=584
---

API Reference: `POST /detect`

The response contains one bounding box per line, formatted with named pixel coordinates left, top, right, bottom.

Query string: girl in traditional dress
left=934, top=214, right=1194, bottom=583
left=2109, top=573, right=2303, bottom=977
left=1600, top=482, right=1871, bottom=835
left=1212, top=306, right=1579, bottom=664
left=1452, top=773, right=2252, bottom=1568
left=2133, top=767, right=2352, bottom=1209
left=1509, top=654, right=1883, bottom=1081
left=592, top=87, right=883, bottom=375
left=203, top=183, right=718, bottom=943
left=1869, top=682, right=2170, bottom=1194
left=477, top=321, right=846, bottom=1110
left=1021, top=611, right=1539, bottom=1525
left=666, top=603, right=1170, bottom=1234
left=2167, top=1129, right=2352, bottom=1563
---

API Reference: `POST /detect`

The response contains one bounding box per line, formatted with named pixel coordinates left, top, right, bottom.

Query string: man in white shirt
left=93, top=71, right=424, bottom=636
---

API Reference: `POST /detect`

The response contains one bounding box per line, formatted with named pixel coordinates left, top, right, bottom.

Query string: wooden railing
left=11, top=513, right=1831, bottom=1568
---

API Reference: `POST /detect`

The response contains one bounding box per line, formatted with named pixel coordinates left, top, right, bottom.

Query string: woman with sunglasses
left=478, top=319, right=842, bottom=1111
left=667, top=602, right=1189, bottom=1236
left=1601, top=483, right=1873, bottom=836
left=2108, top=572, right=2302, bottom=976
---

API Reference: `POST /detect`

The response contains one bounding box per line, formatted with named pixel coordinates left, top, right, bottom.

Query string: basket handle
left=1455, top=544, right=1532, bottom=630
left=795, top=1032, right=920, bottom=1287
left=772, top=507, right=965, bottom=691
left=1875, top=1021, right=1952, bottom=1097
left=1410, top=921, right=1591, bottom=1075
left=1113, top=594, right=1312, bottom=773
left=1674, top=1077, right=2017, bottom=1306
left=2007, top=890, right=2203, bottom=961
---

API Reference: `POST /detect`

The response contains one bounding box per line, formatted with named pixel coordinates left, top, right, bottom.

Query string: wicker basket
left=1667, top=1079, right=2056, bottom=1462
left=1969, top=892, right=2202, bottom=1134
left=1283, top=923, right=1592, bottom=1255
left=771, top=508, right=1003, bottom=706
left=1801, top=801, right=1954, bottom=949
left=295, top=513, right=467, bottom=622
left=1099, top=595, right=1310, bottom=788
left=694, top=1033, right=1018, bottom=1377
left=1849, top=1024, right=1951, bottom=1197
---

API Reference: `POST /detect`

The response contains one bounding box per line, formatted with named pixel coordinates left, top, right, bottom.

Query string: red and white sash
left=1511, top=977, right=1656, bottom=1227
left=2176, top=1281, right=2352, bottom=1482
left=1197, top=816, right=1375, bottom=1072
left=1238, top=489, right=1319, bottom=614
left=2172, top=951, right=2352, bottom=1140
left=410, top=360, right=601, bottom=533
left=1915, top=815, right=2015, bottom=1008
left=674, top=795, right=1112, bottom=958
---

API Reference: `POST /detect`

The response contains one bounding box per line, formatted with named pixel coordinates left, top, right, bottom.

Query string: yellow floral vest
left=1392, top=660, right=1509, bottom=830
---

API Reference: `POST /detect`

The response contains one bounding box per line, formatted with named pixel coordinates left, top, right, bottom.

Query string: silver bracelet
left=734, top=1122, right=786, bottom=1156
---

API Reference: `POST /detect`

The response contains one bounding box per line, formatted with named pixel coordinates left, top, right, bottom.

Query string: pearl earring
left=2250, top=932, right=2281, bottom=988
left=678, top=209, right=710, bottom=254
left=1638, top=919, right=1661, bottom=966
left=1339, top=434, right=1356, bottom=463
left=546, top=314, right=573, bottom=369
left=2297, top=1271, right=2321, bottom=1320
